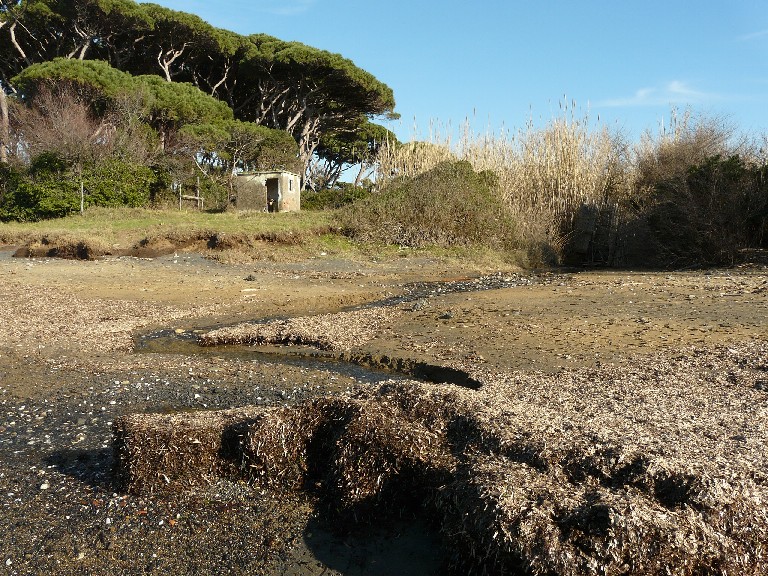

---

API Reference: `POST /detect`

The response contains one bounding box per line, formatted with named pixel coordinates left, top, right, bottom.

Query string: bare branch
left=9, top=21, right=29, bottom=65
left=209, top=63, right=230, bottom=97
left=157, top=44, right=189, bottom=82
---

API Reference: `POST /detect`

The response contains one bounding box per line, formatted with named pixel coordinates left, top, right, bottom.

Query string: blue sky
left=150, top=1, right=767, bottom=143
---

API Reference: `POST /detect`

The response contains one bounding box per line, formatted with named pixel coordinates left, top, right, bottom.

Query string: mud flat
left=1, top=247, right=766, bottom=574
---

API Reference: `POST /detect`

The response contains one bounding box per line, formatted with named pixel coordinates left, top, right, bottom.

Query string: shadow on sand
left=277, top=513, right=446, bottom=576
left=46, top=447, right=114, bottom=490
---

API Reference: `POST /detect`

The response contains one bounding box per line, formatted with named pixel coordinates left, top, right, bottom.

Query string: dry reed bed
left=113, top=340, right=768, bottom=575
left=377, top=108, right=624, bottom=249
left=198, top=306, right=404, bottom=352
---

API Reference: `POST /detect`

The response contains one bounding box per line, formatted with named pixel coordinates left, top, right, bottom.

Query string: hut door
left=266, top=178, right=279, bottom=212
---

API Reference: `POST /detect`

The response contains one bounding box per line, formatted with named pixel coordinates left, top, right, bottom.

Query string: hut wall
left=234, top=172, right=301, bottom=212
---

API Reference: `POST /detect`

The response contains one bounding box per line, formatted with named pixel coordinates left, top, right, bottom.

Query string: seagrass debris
left=240, top=396, right=456, bottom=516
left=0, top=280, right=217, bottom=355
left=198, top=306, right=403, bottom=351
left=337, top=351, right=484, bottom=389
left=112, top=341, right=768, bottom=575
left=113, top=406, right=263, bottom=494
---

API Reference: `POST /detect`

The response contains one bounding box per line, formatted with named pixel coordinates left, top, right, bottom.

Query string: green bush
left=0, top=163, right=24, bottom=219
left=302, top=183, right=370, bottom=210
left=0, top=153, right=79, bottom=221
left=83, top=159, right=156, bottom=208
left=0, top=154, right=157, bottom=221
left=340, top=160, right=518, bottom=250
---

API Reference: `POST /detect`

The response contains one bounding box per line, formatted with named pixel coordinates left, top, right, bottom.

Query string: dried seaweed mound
left=240, top=395, right=456, bottom=518
left=437, top=436, right=768, bottom=575
left=113, top=406, right=263, bottom=494
left=113, top=389, right=459, bottom=507
left=113, top=342, right=768, bottom=575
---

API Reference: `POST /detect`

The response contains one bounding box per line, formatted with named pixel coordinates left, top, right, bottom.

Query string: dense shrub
left=302, top=183, right=370, bottom=210
left=616, top=113, right=767, bottom=266
left=83, top=159, right=156, bottom=208
left=0, top=153, right=79, bottom=221
left=0, top=163, right=24, bottom=217
left=641, top=155, right=768, bottom=265
left=341, top=160, right=518, bottom=250
left=0, top=154, right=156, bottom=221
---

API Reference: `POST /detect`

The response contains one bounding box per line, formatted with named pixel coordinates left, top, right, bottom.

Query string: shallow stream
left=134, top=271, right=564, bottom=388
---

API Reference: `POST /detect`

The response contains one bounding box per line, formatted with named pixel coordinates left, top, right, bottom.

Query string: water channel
left=134, top=271, right=564, bottom=388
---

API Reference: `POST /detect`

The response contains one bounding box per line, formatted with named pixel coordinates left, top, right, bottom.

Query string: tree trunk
left=0, top=88, right=8, bottom=164
left=354, top=164, right=366, bottom=188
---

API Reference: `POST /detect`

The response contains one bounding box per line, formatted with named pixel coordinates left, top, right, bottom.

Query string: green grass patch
left=0, top=206, right=337, bottom=248
left=0, top=204, right=528, bottom=269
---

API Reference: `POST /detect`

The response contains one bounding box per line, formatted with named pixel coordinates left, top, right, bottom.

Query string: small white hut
left=234, top=171, right=301, bottom=212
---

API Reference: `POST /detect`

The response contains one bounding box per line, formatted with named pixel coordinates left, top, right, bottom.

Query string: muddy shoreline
left=1, top=247, right=766, bottom=575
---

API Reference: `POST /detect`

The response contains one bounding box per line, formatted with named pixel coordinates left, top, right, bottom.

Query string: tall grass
left=375, top=105, right=767, bottom=266
left=376, top=102, right=626, bottom=263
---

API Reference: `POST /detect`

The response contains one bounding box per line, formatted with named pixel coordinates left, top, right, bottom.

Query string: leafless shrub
left=631, top=109, right=738, bottom=201
left=10, top=85, right=115, bottom=165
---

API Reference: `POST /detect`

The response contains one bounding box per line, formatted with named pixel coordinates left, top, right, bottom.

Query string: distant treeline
left=1, top=3, right=765, bottom=268
left=0, top=0, right=398, bottom=216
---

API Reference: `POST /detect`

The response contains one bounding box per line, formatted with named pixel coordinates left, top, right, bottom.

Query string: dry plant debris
left=113, top=406, right=263, bottom=494
left=114, top=340, right=768, bottom=575
left=199, top=306, right=403, bottom=351
left=0, top=279, right=215, bottom=354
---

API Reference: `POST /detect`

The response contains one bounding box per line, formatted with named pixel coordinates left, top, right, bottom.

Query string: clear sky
left=149, top=0, right=767, bottom=143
